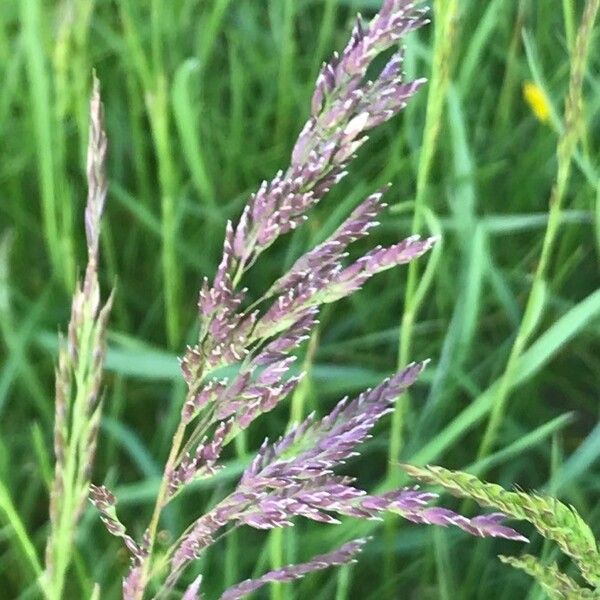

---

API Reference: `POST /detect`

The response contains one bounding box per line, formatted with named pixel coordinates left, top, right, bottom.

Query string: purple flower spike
left=182, top=575, right=203, bottom=600
left=399, top=506, right=527, bottom=543
left=89, top=484, right=145, bottom=563
left=327, top=235, right=439, bottom=301
left=272, top=188, right=389, bottom=295
left=90, top=3, right=476, bottom=598
left=219, top=539, right=368, bottom=600
left=469, top=513, right=529, bottom=543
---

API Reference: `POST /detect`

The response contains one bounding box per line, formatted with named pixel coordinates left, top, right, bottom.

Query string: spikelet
left=499, top=555, right=596, bottom=600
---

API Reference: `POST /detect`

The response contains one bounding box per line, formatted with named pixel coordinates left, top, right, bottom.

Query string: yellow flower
left=523, top=81, right=551, bottom=123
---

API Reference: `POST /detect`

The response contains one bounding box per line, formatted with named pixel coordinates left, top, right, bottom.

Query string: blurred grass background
left=0, top=0, right=599, bottom=598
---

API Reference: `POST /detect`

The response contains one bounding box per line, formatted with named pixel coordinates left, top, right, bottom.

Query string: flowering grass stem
left=386, top=0, right=459, bottom=589
left=44, top=75, right=112, bottom=599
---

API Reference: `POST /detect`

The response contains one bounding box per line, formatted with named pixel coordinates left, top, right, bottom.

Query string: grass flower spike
left=44, top=76, right=113, bottom=600
left=405, top=464, right=600, bottom=596
left=88, top=3, right=526, bottom=598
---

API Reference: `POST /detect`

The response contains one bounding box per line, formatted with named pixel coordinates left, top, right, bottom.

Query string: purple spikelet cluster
left=166, top=362, right=524, bottom=592
left=182, top=575, right=204, bottom=600
left=90, top=2, right=526, bottom=598
left=89, top=485, right=148, bottom=563
left=219, top=539, right=367, bottom=600
left=179, top=1, right=430, bottom=385
left=270, top=188, right=388, bottom=295
left=168, top=419, right=234, bottom=496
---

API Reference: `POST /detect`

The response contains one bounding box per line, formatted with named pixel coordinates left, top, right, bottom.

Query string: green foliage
left=1, top=0, right=600, bottom=598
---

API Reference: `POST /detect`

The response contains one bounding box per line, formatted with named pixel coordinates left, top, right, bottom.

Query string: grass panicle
left=404, top=464, right=600, bottom=592
left=43, top=76, right=113, bottom=600
left=88, top=3, right=525, bottom=598
left=498, top=554, right=596, bottom=600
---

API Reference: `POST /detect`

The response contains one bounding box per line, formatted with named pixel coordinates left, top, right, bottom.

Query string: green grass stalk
left=385, top=0, right=459, bottom=590
left=269, top=528, right=287, bottom=600
left=388, top=0, right=459, bottom=486
left=147, top=74, right=182, bottom=349
left=562, top=0, right=576, bottom=52
left=595, top=183, right=600, bottom=257
left=275, top=0, right=296, bottom=146
left=334, top=564, right=352, bottom=600
left=132, top=419, right=187, bottom=598
left=172, top=60, right=217, bottom=210
left=21, top=0, right=64, bottom=289
left=495, top=1, right=527, bottom=131
left=0, top=478, right=43, bottom=586
left=53, top=4, right=78, bottom=293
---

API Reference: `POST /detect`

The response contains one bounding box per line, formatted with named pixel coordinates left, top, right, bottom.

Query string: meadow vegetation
left=0, top=0, right=599, bottom=598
